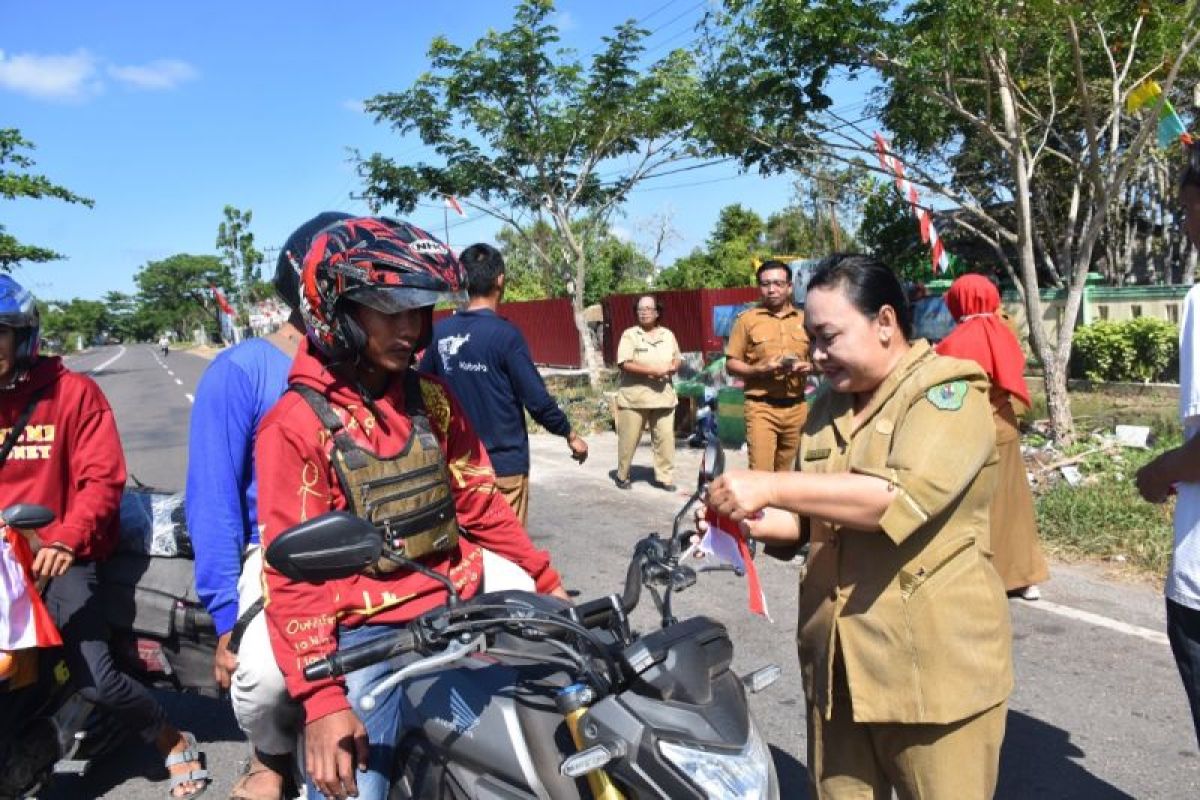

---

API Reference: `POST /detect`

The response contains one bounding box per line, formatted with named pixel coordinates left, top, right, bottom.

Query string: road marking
left=185, top=393, right=194, bottom=404
left=1023, top=599, right=1169, bottom=646
left=167, top=370, right=175, bottom=377
left=174, top=378, right=183, bottom=385
left=90, top=346, right=126, bottom=375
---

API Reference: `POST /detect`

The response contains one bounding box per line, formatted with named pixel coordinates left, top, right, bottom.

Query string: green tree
left=215, top=205, right=264, bottom=306
left=699, top=0, right=1200, bottom=441
left=657, top=203, right=770, bottom=289
left=495, top=218, right=653, bottom=303
left=0, top=129, right=94, bottom=270
left=356, top=0, right=699, bottom=387
left=39, top=299, right=110, bottom=349
left=134, top=254, right=233, bottom=340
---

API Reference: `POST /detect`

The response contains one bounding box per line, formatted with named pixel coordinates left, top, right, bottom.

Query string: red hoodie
left=257, top=340, right=562, bottom=722
left=0, top=357, right=126, bottom=561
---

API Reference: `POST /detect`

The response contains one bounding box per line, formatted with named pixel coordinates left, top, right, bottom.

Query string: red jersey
left=256, top=340, right=562, bottom=722
left=0, top=357, right=126, bottom=561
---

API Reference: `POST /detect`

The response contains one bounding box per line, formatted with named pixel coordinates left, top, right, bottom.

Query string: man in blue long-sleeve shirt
left=420, top=243, right=587, bottom=523
left=187, top=212, right=350, bottom=800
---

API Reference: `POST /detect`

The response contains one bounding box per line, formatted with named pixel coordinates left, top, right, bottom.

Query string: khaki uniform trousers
left=744, top=398, right=808, bottom=472
left=494, top=473, right=530, bottom=525
left=616, top=406, right=675, bottom=484
left=808, top=654, right=1007, bottom=800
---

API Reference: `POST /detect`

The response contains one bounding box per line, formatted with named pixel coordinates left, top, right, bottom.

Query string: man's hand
left=567, top=433, right=589, bottom=464
left=30, top=542, right=74, bottom=580
left=706, top=469, right=776, bottom=523
left=305, top=709, right=369, bottom=800
left=213, top=632, right=238, bottom=690
left=1136, top=452, right=1176, bottom=504
left=549, top=584, right=572, bottom=603
left=759, top=355, right=784, bottom=375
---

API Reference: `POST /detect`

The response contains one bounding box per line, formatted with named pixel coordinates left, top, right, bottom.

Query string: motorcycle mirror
left=265, top=511, right=383, bottom=582
left=0, top=503, right=54, bottom=530
left=698, top=437, right=725, bottom=487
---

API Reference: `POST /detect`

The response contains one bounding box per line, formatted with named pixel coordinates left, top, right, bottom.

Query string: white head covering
left=1180, top=284, right=1200, bottom=425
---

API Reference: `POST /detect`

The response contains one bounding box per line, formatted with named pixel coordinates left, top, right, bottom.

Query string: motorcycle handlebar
left=304, top=628, right=418, bottom=681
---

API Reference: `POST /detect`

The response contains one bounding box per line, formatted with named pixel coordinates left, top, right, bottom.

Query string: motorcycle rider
left=256, top=216, right=568, bottom=800
left=187, top=212, right=350, bottom=800
left=0, top=275, right=210, bottom=799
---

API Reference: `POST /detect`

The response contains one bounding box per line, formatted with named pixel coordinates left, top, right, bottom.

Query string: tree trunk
left=555, top=211, right=604, bottom=390
left=1042, top=354, right=1075, bottom=442
left=994, top=47, right=1075, bottom=442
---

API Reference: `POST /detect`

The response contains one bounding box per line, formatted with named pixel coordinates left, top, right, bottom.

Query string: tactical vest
left=291, top=372, right=459, bottom=575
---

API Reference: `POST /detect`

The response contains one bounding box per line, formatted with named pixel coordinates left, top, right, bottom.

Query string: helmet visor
left=343, top=286, right=466, bottom=314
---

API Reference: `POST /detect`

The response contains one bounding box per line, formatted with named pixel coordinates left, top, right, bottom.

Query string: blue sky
left=3, top=0, right=874, bottom=301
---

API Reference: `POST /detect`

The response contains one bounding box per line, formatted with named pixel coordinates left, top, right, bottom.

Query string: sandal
left=164, top=731, right=211, bottom=799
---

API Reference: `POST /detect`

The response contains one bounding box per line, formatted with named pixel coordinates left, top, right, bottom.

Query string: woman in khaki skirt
left=937, top=274, right=1049, bottom=599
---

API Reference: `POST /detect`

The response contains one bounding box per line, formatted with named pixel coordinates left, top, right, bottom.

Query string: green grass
left=1034, top=442, right=1176, bottom=576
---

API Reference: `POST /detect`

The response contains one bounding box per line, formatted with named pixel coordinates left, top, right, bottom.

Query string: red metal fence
left=600, top=287, right=759, bottom=364
left=432, top=287, right=761, bottom=368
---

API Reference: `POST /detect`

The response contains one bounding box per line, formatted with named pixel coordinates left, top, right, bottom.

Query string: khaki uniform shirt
left=616, top=325, right=681, bottom=409
left=795, top=341, right=1012, bottom=724
left=725, top=306, right=809, bottom=399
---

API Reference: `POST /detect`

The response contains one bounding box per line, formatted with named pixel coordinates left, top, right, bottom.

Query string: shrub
left=1071, top=317, right=1178, bottom=383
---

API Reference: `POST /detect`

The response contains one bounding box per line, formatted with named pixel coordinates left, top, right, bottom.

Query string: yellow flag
left=1126, top=80, right=1163, bottom=114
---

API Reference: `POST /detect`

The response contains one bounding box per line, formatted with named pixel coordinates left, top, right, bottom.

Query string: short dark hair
left=756, top=260, right=793, bottom=283
left=460, top=243, right=505, bottom=297
left=1183, top=142, right=1200, bottom=191
left=634, top=295, right=663, bottom=316
left=807, top=253, right=913, bottom=339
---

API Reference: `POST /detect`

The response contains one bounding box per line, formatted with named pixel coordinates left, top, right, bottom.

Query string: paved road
left=38, top=348, right=1200, bottom=797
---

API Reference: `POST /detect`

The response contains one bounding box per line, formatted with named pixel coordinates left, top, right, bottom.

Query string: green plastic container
left=716, top=386, right=746, bottom=447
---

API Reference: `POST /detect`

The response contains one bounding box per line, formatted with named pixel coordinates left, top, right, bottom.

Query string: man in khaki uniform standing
left=614, top=296, right=681, bottom=491
left=725, top=260, right=811, bottom=471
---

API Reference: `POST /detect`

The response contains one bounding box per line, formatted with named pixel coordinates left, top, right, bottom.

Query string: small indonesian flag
left=1, top=525, right=63, bottom=651
left=695, top=508, right=771, bottom=620
left=211, top=285, right=235, bottom=317
left=444, top=195, right=466, bottom=218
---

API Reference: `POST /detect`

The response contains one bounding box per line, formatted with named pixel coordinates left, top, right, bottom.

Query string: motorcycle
left=266, top=436, right=782, bottom=799
left=0, top=499, right=217, bottom=799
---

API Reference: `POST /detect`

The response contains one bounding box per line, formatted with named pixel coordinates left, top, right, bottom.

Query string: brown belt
left=744, top=395, right=805, bottom=408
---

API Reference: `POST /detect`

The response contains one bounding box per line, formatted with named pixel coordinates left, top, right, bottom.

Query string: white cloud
left=0, top=49, right=101, bottom=101
left=550, top=11, right=577, bottom=31
left=611, top=224, right=633, bottom=242
left=0, top=50, right=198, bottom=101
left=341, top=99, right=365, bottom=114
left=107, top=59, right=197, bottom=90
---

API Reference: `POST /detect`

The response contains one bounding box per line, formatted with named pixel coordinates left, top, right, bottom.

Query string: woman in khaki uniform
left=707, top=254, right=1012, bottom=800
left=937, top=274, right=1049, bottom=600
left=614, top=296, right=682, bottom=490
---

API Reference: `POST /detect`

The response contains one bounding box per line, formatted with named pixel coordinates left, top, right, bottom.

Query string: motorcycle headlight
left=658, top=723, right=777, bottom=800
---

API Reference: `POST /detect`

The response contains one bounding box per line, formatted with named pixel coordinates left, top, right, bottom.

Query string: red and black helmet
left=299, top=216, right=465, bottom=361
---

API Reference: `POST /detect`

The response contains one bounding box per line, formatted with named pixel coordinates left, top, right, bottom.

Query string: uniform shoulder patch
left=925, top=380, right=968, bottom=411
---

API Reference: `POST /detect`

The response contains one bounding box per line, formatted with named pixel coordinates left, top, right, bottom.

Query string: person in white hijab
left=1137, top=141, right=1200, bottom=747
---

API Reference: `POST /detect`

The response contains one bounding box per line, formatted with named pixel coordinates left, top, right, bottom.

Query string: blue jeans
left=1168, top=599, right=1200, bottom=748
left=306, top=624, right=415, bottom=800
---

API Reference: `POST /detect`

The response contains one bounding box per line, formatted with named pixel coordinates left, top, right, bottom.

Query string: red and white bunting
left=444, top=195, right=466, bottom=218
left=873, top=133, right=951, bottom=274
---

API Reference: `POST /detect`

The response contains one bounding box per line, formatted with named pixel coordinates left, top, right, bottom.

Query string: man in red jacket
left=0, top=275, right=209, bottom=799
left=257, top=217, right=567, bottom=800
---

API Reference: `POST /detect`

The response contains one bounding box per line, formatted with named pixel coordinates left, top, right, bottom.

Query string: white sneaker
left=1019, top=585, right=1041, bottom=601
